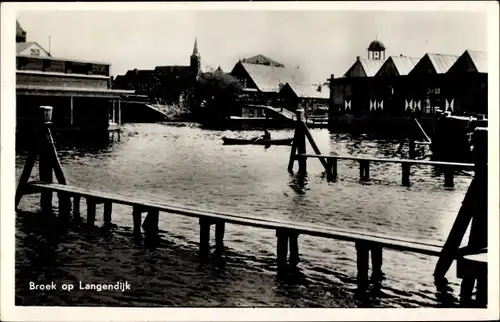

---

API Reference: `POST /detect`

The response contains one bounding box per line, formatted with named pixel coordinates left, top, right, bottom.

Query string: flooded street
left=15, top=123, right=473, bottom=307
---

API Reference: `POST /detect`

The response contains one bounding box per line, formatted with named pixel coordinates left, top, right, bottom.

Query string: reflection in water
left=15, top=123, right=472, bottom=307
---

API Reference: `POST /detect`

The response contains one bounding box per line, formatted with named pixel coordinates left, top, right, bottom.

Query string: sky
left=15, top=4, right=489, bottom=84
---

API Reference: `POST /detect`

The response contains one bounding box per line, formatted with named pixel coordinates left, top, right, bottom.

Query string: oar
left=252, top=137, right=263, bottom=144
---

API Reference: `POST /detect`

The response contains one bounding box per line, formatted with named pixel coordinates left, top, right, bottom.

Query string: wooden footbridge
left=15, top=106, right=488, bottom=306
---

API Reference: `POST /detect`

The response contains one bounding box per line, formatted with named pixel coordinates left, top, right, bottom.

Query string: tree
left=193, top=72, right=242, bottom=121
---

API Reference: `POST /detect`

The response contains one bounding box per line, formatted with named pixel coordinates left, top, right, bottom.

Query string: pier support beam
left=289, top=232, right=300, bottom=266
left=371, top=245, right=383, bottom=281
left=215, top=220, right=225, bottom=255
left=276, top=229, right=289, bottom=272
left=103, top=202, right=113, bottom=226
left=142, top=209, right=159, bottom=234
left=296, top=109, right=307, bottom=175
left=58, top=192, right=71, bottom=220
left=402, top=163, right=411, bottom=186
left=359, top=161, right=370, bottom=182
left=355, top=241, right=370, bottom=290
left=327, top=158, right=338, bottom=182
left=444, top=168, right=454, bottom=188
left=132, top=206, right=143, bottom=236
left=86, top=198, right=96, bottom=228
left=199, top=218, right=211, bottom=258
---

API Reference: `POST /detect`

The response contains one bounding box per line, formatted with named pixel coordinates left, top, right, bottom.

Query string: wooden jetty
left=15, top=106, right=488, bottom=306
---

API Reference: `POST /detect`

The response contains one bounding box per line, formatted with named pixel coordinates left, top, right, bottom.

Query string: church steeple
left=192, top=37, right=200, bottom=57
left=190, top=37, right=201, bottom=75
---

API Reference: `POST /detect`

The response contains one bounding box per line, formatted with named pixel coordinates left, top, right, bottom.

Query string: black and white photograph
left=1, top=1, right=499, bottom=321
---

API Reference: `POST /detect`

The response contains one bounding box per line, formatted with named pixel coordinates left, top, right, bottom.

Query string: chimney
left=400, top=54, right=403, bottom=57
left=317, top=85, right=322, bottom=92
left=356, top=56, right=360, bottom=60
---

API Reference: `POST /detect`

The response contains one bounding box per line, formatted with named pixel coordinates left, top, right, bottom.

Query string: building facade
left=15, top=21, right=133, bottom=144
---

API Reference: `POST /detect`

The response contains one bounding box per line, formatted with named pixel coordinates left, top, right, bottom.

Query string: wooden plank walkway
left=26, top=182, right=444, bottom=257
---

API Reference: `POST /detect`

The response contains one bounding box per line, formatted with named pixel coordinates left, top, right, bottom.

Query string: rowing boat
left=221, top=137, right=294, bottom=146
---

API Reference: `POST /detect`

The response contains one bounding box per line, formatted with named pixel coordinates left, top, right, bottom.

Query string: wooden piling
left=58, top=192, right=71, bottom=219
left=327, top=158, right=338, bottom=182
left=86, top=198, right=96, bottom=227
left=215, top=220, right=225, bottom=254
left=276, top=229, right=289, bottom=271
left=359, top=161, right=370, bottom=181
left=132, top=206, right=142, bottom=236
left=402, top=163, right=411, bottom=186
left=444, top=168, right=454, bottom=188
left=199, top=218, right=211, bottom=257
left=289, top=232, right=300, bottom=266
left=142, top=209, right=159, bottom=233
left=39, top=143, right=53, bottom=213
left=355, top=241, right=370, bottom=289
left=103, top=202, right=113, bottom=225
left=371, top=245, right=383, bottom=280
left=296, top=109, right=307, bottom=175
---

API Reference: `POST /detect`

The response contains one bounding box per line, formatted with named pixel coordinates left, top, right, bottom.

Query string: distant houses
left=112, top=38, right=218, bottom=104
left=229, top=54, right=309, bottom=105
left=329, top=39, right=488, bottom=121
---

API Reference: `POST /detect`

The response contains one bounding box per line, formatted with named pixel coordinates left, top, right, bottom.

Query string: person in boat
left=262, top=129, right=271, bottom=140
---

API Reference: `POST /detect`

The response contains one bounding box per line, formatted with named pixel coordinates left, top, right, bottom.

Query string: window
left=435, top=88, right=441, bottom=95
left=30, top=48, right=40, bottom=56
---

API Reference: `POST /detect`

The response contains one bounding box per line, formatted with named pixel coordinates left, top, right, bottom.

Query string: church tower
left=367, top=38, right=386, bottom=60
left=190, top=38, right=201, bottom=75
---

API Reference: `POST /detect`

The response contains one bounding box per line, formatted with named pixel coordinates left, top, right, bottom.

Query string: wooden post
left=276, top=229, right=289, bottom=272
left=70, top=96, right=74, bottom=126
left=15, top=148, right=38, bottom=208
left=296, top=109, right=307, bottom=175
left=142, top=209, right=159, bottom=234
left=289, top=232, right=299, bottom=266
left=331, top=158, right=338, bottom=180
left=103, top=202, right=113, bottom=225
left=402, top=163, right=411, bottom=186
left=132, top=206, right=142, bottom=236
left=58, top=193, right=71, bottom=220
left=355, top=241, right=370, bottom=290
left=39, top=106, right=54, bottom=213
left=86, top=198, right=96, bottom=228
left=118, top=99, right=122, bottom=126
left=112, top=99, right=116, bottom=123
left=444, top=168, right=454, bottom=188
left=199, top=218, right=211, bottom=258
left=359, top=160, right=370, bottom=181
left=73, top=196, right=81, bottom=221
left=408, top=139, right=416, bottom=160
left=215, top=220, right=225, bottom=254
left=371, top=245, right=383, bottom=281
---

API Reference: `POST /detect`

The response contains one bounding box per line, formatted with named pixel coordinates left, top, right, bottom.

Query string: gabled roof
left=344, top=58, right=385, bottom=77
left=284, top=83, right=329, bottom=99
left=237, top=62, right=308, bottom=93
left=16, top=41, right=52, bottom=57
left=426, top=53, right=459, bottom=74
left=375, top=56, right=420, bottom=77
left=466, top=50, right=487, bottom=73
left=242, top=54, right=285, bottom=67
left=390, top=56, right=421, bottom=76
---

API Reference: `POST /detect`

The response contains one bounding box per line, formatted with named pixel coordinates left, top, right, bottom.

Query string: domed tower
left=367, top=39, right=386, bottom=60
left=190, top=37, right=201, bottom=75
